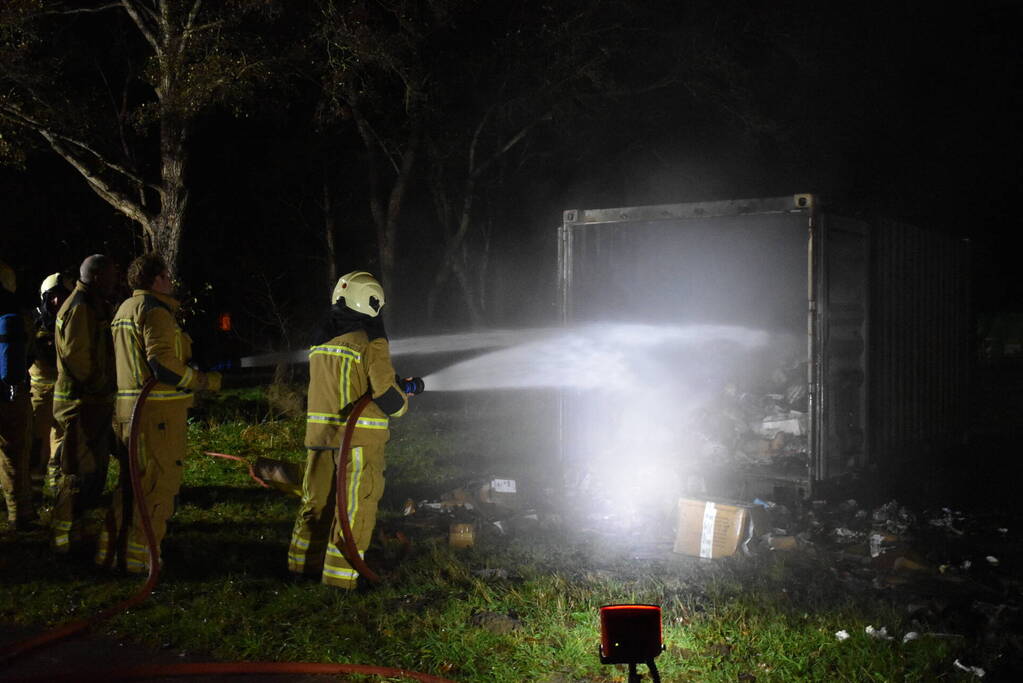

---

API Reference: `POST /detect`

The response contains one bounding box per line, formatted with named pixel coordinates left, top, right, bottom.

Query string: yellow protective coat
left=51, top=282, right=115, bottom=550
left=96, top=289, right=214, bottom=573
left=29, top=333, right=62, bottom=491
left=288, top=329, right=407, bottom=588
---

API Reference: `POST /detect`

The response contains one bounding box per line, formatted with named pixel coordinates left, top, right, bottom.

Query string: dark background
left=2, top=1, right=1021, bottom=347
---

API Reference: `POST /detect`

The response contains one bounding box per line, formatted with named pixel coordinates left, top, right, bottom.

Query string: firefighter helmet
left=331, top=271, right=385, bottom=317
left=39, top=272, right=72, bottom=296
left=0, top=260, right=15, bottom=294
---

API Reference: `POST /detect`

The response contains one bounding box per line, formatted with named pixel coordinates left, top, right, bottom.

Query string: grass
left=0, top=389, right=975, bottom=681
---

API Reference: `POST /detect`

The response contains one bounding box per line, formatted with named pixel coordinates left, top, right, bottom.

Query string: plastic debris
left=927, top=507, right=965, bottom=535
left=872, top=500, right=916, bottom=535
left=768, top=535, right=798, bottom=551
left=952, top=659, right=986, bottom=678
left=985, top=556, right=999, bottom=566
left=834, top=630, right=850, bottom=642
left=902, top=631, right=920, bottom=643
left=833, top=527, right=863, bottom=542
left=865, top=625, right=893, bottom=641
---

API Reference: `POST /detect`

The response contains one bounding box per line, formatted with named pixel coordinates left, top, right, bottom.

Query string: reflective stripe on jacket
left=112, top=289, right=203, bottom=416
left=53, top=281, right=115, bottom=404
left=305, top=330, right=407, bottom=448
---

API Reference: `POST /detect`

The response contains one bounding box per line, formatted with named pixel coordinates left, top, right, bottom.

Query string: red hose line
left=2, top=385, right=452, bottom=682
left=0, top=378, right=160, bottom=666
left=8, top=661, right=457, bottom=683
left=203, top=451, right=272, bottom=488
left=335, top=394, right=382, bottom=584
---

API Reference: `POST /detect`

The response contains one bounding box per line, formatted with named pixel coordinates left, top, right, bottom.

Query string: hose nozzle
left=402, top=376, right=425, bottom=395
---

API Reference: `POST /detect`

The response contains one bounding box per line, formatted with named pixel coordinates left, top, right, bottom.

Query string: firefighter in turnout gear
left=96, top=254, right=221, bottom=573
left=288, top=271, right=411, bottom=589
left=1, top=260, right=36, bottom=530
left=31, top=272, right=74, bottom=493
left=51, top=255, right=119, bottom=552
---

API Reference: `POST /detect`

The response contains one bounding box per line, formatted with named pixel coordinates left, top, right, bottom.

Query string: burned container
left=557, top=195, right=970, bottom=498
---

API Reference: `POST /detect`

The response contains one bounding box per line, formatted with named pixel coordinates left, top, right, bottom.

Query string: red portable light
left=599, top=604, right=664, bottom=673
left=218, top=312, right=232, bottom=332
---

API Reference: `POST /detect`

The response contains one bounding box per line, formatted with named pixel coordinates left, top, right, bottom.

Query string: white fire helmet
left=0, top=260, right=15, bottom=294
left=331, top=271, right=385, bottom=317
left=39, top=272, right=72, bottom=296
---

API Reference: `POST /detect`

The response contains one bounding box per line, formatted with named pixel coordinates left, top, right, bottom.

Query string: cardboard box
left=673, top=497, right=752, bottom=559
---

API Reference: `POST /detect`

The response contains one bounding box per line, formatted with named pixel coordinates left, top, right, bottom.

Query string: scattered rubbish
left=872, top=501, right=916, bottom=535
left=834, top=630, right=850, bottom=642
left=902, top=631, right=920, bottom=643
left=752, top=498, right=776, bottom=509
left=985, top=556, right=999, bottom=566
left=997, top=528, right=1008, bottom=534
left=869, top=533, right=898, bottom=558
left=893, top=556, right=929, bottom=573
left=952, top=659, right=986, bottom=678
left=865, top=625, right=893, bottom=641
left=402, top=499, right=416, bottom=516
left=449, top=523, right=475, bottom=548
left=767, top=535, right=798, bottom=552
left=927, top=508, right=965, bottom=535
left=833, top=527, right=863, bottom=543
left=477, top=478, right=519, bottom=511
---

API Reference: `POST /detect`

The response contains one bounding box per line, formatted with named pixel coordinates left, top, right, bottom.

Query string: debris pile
left=395, top=477, right=552, bottom=546
left=686, top=357, right=809, bottom=472
left=752, top=496, right=1021, bottom=679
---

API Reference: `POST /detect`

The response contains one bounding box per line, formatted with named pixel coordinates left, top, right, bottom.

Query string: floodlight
left=598, top=604, right=664, bottom=682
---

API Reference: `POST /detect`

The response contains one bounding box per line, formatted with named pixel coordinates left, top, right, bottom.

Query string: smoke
left=422, top=323, right=770, bottom=392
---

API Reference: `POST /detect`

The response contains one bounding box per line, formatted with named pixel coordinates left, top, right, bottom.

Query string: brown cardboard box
left=673, top=497, right=752, bottom=559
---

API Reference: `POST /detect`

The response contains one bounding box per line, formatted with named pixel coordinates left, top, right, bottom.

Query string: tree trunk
left=152, top=53, right=190, bottom=280
left=323, top=174, right=337, bottom=287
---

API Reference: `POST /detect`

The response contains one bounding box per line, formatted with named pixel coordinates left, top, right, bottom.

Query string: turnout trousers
left=51, top=400, right=113, bottom=551
left=95, top=401, right=187, bottom=573
left=287, top=443, right=385, bottom=589
left=0, top=392, right=32, bottom=524
left=29, top=381, right=62, bottom=493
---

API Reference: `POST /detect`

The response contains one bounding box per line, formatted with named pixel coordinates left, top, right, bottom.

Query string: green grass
left=0, top=388, right=974, bottom=681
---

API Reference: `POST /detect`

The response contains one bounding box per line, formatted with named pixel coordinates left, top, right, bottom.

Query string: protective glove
left=203, top=371, right=222, bottom=392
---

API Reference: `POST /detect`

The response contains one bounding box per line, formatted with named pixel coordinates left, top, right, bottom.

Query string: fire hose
left=0, top=378, right=453, bottom=683
left=335, top=393, right=381, bottom=584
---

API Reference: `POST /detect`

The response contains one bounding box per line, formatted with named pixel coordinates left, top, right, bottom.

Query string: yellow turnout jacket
left=305, top=330, right=408, bottom=448
left=53, top=281, right=115, bottom=405
left=111, top=290, right=210, bottom=418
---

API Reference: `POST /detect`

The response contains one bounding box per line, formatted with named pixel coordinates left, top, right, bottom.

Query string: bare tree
left=0, top=0, right=278, bottom=280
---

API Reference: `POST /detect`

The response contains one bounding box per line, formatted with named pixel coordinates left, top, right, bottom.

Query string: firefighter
left=96, top=254, right=220, bottom=573
left=51, top=255, right=119, bottom=552
left=287, top=271, right=411, bottom=589
left=1, top=260, right=35, bottom=530
left=30, top=272, right=74, bottom=494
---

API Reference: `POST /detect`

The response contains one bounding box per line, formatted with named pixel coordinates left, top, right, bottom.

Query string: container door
left=812, top=215, right=870, bottom=481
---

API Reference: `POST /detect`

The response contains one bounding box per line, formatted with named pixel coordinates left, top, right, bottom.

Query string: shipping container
left=557, top=195, right=970, bottom=499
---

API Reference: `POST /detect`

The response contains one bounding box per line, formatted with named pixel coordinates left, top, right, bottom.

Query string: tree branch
left=120, top=0, right=161, bottom=56
left=179, top=0, right=202, bottom=55
left=39, top=129, right=153, bottom=226
left=46, top=3, right=121, bottom=15
left=0, top=103, right=156, bottom=191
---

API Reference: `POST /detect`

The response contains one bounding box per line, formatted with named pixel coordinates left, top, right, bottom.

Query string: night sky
left=2, top=1, right=1021, bottom=340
